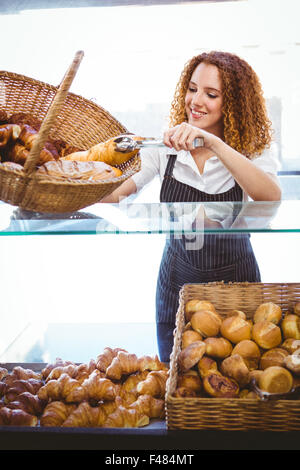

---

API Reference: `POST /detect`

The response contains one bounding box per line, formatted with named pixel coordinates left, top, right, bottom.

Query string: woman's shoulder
left=250, top=141, right=281, bottom=174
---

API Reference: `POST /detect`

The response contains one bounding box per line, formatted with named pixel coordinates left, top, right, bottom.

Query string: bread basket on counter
left=166, top=282, right=300, bottom=432
left=0, top=51, right=140, bottom=213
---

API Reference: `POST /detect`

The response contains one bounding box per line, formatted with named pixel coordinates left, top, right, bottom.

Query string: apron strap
left=164, top=154, right=177, bottom=178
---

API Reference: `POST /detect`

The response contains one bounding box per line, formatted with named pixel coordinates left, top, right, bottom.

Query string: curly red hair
left=169, top=51, right=273, bottom=158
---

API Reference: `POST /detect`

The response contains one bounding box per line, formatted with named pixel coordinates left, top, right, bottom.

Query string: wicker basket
left=0, top=52, right=140, bottom=213
left=166, top=282, right=300, bottom=432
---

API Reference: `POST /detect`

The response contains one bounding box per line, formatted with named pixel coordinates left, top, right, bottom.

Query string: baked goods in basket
left=36, top=159, right=122, bottom=181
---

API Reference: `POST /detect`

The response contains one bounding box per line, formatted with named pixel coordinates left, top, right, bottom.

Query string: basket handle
left=23, top=50, right=84, bottom=175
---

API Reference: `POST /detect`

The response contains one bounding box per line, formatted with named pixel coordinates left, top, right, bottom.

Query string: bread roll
left=220, top=354, right=250, bottom=387
left=281, top=338, right=300, bottom=354
left=185, top=299, right=217, bottom=322
left=173, top=387, right=197, bottom=397
left=249, top=369, right=264, bottom=384
left=281, top=314, right=300, bottom=340
left=177, top=371, right=202, bottom=394
left=231, top=340, right=261, bottom=371
left=203, top=373, right=239, bottom=398
left=259, top=348, right=289, bottom=370
left=253, top=302, right=282, bottom=325
left=181, top=330, right=202, bottom=349
left=220, top=315, right=251, bottom=344
left=258, top=366, right=293, bottom=394
left=252, top=320, right=282, bottom=349
left=191, top=310, right=222, bottom=338
left=197, top=356, right=218, bottom=378
left=178, top=341, right=206, bottom=372
left=229, top=310, right=247, bottom=320
left=283, top=348, right=300, bottom=376
left=37, top=160, right=121, bottom=181
left=204, top=337, right=232, bottom=359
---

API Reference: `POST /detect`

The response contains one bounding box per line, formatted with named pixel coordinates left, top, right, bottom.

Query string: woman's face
left=185, top=62, right=224, bottom=138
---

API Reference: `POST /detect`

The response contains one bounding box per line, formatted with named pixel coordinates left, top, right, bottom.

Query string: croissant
left=62, top=134, right=140, bottom=167
left=4, top=366, right=42, bottom=386
left=121, top=370, right=150, bottom=395
left=13, top=124, right=57, bottom=166
left=81, top=370, right=117, bottom=402
left=40, top=401, right=77, bottom=427
left=0, top=381, right=7, bottom=398
left=104, top=405, right=149, bottom=428
left=4, top=378, right=43, bottom=402
left=8, top=112, right=41, bottom=131
left=138, top=355, right=168, bottom=372
left=41, top=358, right=75, bottom=380
left=62, top=401, right=107, bottom=427
left=36, top=159, right=121, bottom=180
left=0, top=406, right=38, bottom=426
left=0, top=367, right=8, bottom=381
left=37, top=373, right=85, bottom=403
left=136, top=370, right=169, bottom=398
left=128, top=394, right=165, bottom=419
left=105, top=351, right=142, bottom=380
left=7, top=392, right=46, bottom=416
left=46, top=364, right=79, bottom=382
left=0, top=124, right=21, bottom=148
left=96, top=347, right=127, bottom=372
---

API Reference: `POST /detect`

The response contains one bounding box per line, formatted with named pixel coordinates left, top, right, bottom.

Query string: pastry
left=0, top=124, right=21, bottom=148
left=37, top=373, right=85, bottom=403
left=81, top=370, right=117, bottom=402
left=40, top=401, right=77, bottom=427
left=0, top=406, right=38, bottom=426
left=128, top=394, right=165, bottom=419
left=177, top=370, right=202, bottom=394
left=178, top=340, right=206, bottom=371
left=181, top=329, right=203, bottom=349
left=136, top=370, right=168, bottom=398
left=231, top=340, right=261, bottom=370
left=185, top=299, right=217, bottom=322
left=204, top=337, right=233, bottom=359
left=36, top=159, right=121, bottom=181
left=258, top=366, right=293, bottom=394
left=103, top=405, right=149, bottom=428
left=173, top=387, right=197, bottom=397
left=252, top=320, right=282, bottom=349
left=190, top=310, right=222, bottom=338
left=96, top=347, right=127, bottom=372
left=281, top=338, right=300, bottom=354
left=220, top=354, right=250, bottom=387
left=281, top=314, right=300, bottom=340
left=220, top=315, right=251, bottom=344
left=253, top=302, right=282, bottom=325
left=203, top=373, right=239, bottom=398
left=259, top=348, right=289, bottom=370
left=283, top=348, right=300, bottom=376
left=197, top=356, right=219, bottom=378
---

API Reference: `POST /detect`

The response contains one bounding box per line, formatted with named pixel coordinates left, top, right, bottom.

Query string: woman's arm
left=100, top=177, right=137, bottom=203
left=164, top=123, right=282, bottom=201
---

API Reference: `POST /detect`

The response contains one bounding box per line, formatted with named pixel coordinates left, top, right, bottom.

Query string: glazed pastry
left=136, top=370, right=169, bottom=398
left=62, top=134, right=140, bottom=167
left=258, top=366, right=293, bottom=394
left=259, top=348, right=289, bottom=370
left=36, top=159, right=121, bottom=181
left=181, top=329, right=203, bottom=349
left=40, top=401, right=77, bottom=427
left=220, top=315, right=251, bottom=344
left=41, top=358, right=75, bottom=380
left=46, top=364, right=79, bottom=382
left=281, top=314, right=300, bottom=340
left=62, top=401, right=108, bottom=427
left=4, top=366, right=42, bottom=386
left=185, top=299, right=217, bottom=322
left=104, top=404, right=149, bottom=428
left=220, top=354, right=250, bottom=388
left=203, top=373, right=239, bottom=398
left=37, top=373, right=85, bottom=403
left=252, top=320, right=282, bottom=349
left=231, top=340, right=261, bottom=370
left=204, top=337, right=233, bottom=359
left=105, top=351, right=141, bottom=380
left=190, top=310, right=222, bottom=338
left=7, top=391, right=46, bottom=416
left=0, top=406, right=38, bottom=426
left=81, top=370, right=117, bottom=401
left=177, top=370, right=202, bottom=394
left=128, top=394, right=165, bottom=419
left=4, top=379, right=43, bottom=402
left=121, top=370, right=149, bottom=395
left=138, top=355, right=168, bottom=372
left=253, top=302, right=282, bottom=325
left=178, top=340, right=206, bottom=372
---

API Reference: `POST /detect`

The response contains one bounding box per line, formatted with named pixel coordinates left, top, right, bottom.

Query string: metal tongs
left=114, top=135, right=204, bottom=153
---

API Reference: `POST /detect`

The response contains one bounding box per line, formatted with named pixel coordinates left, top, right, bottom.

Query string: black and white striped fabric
left=155, top=154, right=261, bottom=362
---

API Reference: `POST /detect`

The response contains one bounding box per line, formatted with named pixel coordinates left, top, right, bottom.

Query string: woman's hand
left=163, top=122, right=220, bottom=152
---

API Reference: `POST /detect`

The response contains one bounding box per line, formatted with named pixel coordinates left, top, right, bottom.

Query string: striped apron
left=156, top=154, right=261, bottom=361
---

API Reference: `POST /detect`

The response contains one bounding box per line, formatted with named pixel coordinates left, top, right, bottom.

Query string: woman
left=102, top=51, right=281, bottom=362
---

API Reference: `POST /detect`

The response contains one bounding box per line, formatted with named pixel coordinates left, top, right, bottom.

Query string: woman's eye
left=207, top=93, right=217, bottom=99
left=188, top=87, right=197, bottom=93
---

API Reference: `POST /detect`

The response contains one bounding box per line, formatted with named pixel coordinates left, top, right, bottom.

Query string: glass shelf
left=0, top=199, right=300, bottom=235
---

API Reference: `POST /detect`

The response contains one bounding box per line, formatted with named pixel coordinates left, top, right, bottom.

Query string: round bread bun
left=283, top=348, right=300, bottom=376
left=229, top=310, right=247, bottom=320
left=181, top=330, right=203, bottom=349
left=258, top=366, right=293, bottom=394
left=281, top=338, right=300, bottom=354
left=259, top=347, right=289, bottom=370
left=220, top=315, right=251, bottom=344
left=252, top=320, right=282, bottom=349
left=253, top=302, right=282, bottom=325
left=178, top=341, right=206, bottom=372
left=294, top=303, right=300, bottom=316
left=197, top=356, right=218, bottom=378
left=231, top=340, right=261, bottom=371
left=281, top=314, right=300, bottom=340
left=203, top=373, right=239, bottom=398
left=220, top=354, right=250, bottom=387
left=190, top=310, right=222, bottom=338
left=185, top=299, right=217, bottom=322
left=204, top=337, right=233, bottom=359
left=177, top=371, right=202, bottom=393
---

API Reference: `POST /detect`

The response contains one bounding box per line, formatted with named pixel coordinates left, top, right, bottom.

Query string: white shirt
left=132, top=142, right=281, bottom=201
